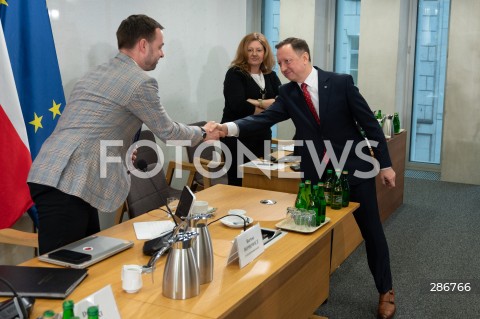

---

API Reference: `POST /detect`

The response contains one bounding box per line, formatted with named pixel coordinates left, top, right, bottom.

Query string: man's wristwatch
left=200, top=127, right=207, bottom=139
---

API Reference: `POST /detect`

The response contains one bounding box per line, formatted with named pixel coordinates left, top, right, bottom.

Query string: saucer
left=220, top=215, right=253, bottom=228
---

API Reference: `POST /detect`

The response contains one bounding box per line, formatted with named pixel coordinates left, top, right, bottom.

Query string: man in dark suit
left=218, top=37, right=396, bottom=319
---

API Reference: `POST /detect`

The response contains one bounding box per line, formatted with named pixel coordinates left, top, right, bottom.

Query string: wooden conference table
left=20, top=185, right=358, bottom=318
left=242, top=131, right=406, bottom=272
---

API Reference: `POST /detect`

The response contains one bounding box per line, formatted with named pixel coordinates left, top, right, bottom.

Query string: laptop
left=38, top=235, right=133, bottom=269
left=173, top=185, right=196, bottom=220
left=0, top=265, right=88, bottom=299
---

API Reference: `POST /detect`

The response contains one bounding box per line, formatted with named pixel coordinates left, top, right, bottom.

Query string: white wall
left=45, top=0, right=251, bottom=224
left=47, top=0, right=248, bottom=125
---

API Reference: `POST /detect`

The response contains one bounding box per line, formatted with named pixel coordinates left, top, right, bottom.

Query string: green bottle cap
left=63, top=300, right=74, bottom=309
left=87, top=305, right=99, bottom=316
left=43, top=310, right=56, bottom=317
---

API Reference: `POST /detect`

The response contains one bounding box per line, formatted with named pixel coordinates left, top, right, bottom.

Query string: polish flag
left=0, top=23, right=33, bottom=229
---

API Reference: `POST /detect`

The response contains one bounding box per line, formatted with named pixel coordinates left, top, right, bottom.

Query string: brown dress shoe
left=377, top=289, right=396, bottom=319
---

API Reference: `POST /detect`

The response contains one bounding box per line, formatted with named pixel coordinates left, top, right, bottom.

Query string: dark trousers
left=28, top=183, right=100, bottom=255
left=350, top=178, right=393, bottom=294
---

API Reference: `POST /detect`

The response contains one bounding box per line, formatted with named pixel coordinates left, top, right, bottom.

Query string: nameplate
left=73, top=285, right=120, bottom=319
left=227, top=224, right=265, bottom=268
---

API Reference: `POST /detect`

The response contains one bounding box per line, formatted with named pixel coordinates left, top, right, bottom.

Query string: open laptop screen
left=174, top=186, right=196, bottom=220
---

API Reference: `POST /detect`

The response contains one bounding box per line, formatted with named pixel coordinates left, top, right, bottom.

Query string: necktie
left=301, top=83, right=320, bottom=124
left=302, top=82, right=328, bottom=163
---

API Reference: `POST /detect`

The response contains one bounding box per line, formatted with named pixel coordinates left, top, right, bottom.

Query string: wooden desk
left=242, top=131, right=407, bottom=272
left=18, top=185, right=358, bottom=318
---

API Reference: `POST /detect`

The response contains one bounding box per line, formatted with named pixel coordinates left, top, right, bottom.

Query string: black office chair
left=126, top=163, right=181, bottom=218
left=134, top=129, right=158, bottom=166
left=116, top=129, right=197, bottom=221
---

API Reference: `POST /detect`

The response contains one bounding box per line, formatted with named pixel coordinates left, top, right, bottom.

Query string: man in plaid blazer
left=28, top=15, right=221, bottom=254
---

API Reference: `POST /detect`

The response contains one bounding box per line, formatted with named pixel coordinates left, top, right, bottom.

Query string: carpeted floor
left=315, top=177, right=480, bottom=318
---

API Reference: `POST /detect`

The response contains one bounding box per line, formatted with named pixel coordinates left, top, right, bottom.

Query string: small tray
left=275, top=217, right=331, bottom=234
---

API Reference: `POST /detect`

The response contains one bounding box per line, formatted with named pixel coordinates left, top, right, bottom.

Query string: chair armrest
left=0, top=228, right=38, bottom=248
left=166, top=161, right=198, bottom=189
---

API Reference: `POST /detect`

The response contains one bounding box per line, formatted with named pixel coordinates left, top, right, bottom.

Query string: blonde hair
left=230, top=32, right=275, bottom=74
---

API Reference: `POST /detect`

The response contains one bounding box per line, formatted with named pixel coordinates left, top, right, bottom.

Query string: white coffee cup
left=193, top=200, right=209, bottom=215
left=121, top=264, right=143, bottom=293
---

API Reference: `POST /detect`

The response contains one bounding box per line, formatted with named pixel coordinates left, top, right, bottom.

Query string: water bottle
left=331, top=169, right=343, bottom=210
left=41, top=310, right=56, bottom=318
left=304, top=180, right=312, bottom=206
left=393, top=112, right=401, bottom=134
left=87, top=306, right=99, bottom=319
left=341, top=170, right=350, bottom=207
left=317, top=182, right=327, bottom=224
left=295, top=183, right=307, bottom=209
left=62, top=300, right=74, bottom=319
left=324, top=169, right=334, bottom=206
left=310, top=185, right=326, bottom=226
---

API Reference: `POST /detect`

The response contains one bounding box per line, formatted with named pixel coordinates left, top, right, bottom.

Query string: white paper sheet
left=133, top=221, right=175, bottom=240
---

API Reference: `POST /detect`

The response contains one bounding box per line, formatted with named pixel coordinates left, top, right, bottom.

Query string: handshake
left=201, top=121, right=228, bottom=141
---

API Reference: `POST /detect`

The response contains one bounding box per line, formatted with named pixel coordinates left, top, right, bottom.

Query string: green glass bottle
left=42, top=310, right=56, bottom=318
left=309, top=185, right=320, bottom=225
left=312, top=184, right=326, bottom=225
left=324, top=169, right=334, bottom=206
left=87, top=305, right=99, bottom=319
left=317, top=182, right=327, bottom=224
left=393, top=112, right=401, bottom=134
left=295, top=183, right=307, bottom=209
left=341, top=170, right=350, bottom=207
left=304, top=180, right=312, bottom=206
left=62, top=300, right=75, bottom=319
left=331, top=169, right=343, bottom=210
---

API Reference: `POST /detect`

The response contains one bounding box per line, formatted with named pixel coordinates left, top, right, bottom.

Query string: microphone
left=0, top=277, right=34, bottom=319
left=135, top=159, right=178, bottom=225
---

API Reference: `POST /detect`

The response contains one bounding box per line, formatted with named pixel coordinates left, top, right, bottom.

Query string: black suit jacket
left=235, top=67, right=391, bottom=185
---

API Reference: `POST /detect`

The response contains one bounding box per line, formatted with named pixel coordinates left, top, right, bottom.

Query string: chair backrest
left=135, top=129, right=158, bottom=167
left=126, top=163, right=178, bottom=218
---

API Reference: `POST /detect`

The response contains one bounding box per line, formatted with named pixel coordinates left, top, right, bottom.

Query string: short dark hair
left=275, top=37, right=311, bottom=62
left=116, top=14, right=164, bottom=50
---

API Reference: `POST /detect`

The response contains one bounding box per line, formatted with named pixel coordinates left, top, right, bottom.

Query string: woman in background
left=221, top=32, right=281, bottom=186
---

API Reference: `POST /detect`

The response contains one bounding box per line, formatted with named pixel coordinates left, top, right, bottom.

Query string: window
left=334, top=0, right=361, bottom=84
left=262, top=0, right=280, bottom=137
left=410, top=0, right=450, bottom=164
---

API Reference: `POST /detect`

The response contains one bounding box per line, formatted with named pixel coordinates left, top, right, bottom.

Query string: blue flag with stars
left=0, top=0, right=65, bottom=159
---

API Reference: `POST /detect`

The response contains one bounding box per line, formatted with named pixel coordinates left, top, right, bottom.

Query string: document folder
left=0, top=265, right=88, bottom=299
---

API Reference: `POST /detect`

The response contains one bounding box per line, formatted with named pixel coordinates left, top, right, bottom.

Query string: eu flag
left=1, top=0, right=65, bottom=160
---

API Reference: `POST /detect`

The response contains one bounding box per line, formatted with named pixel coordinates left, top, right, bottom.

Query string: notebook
left=0, top=265, right=88, bottom=299
left=38, top=235, right=133, bottom=269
